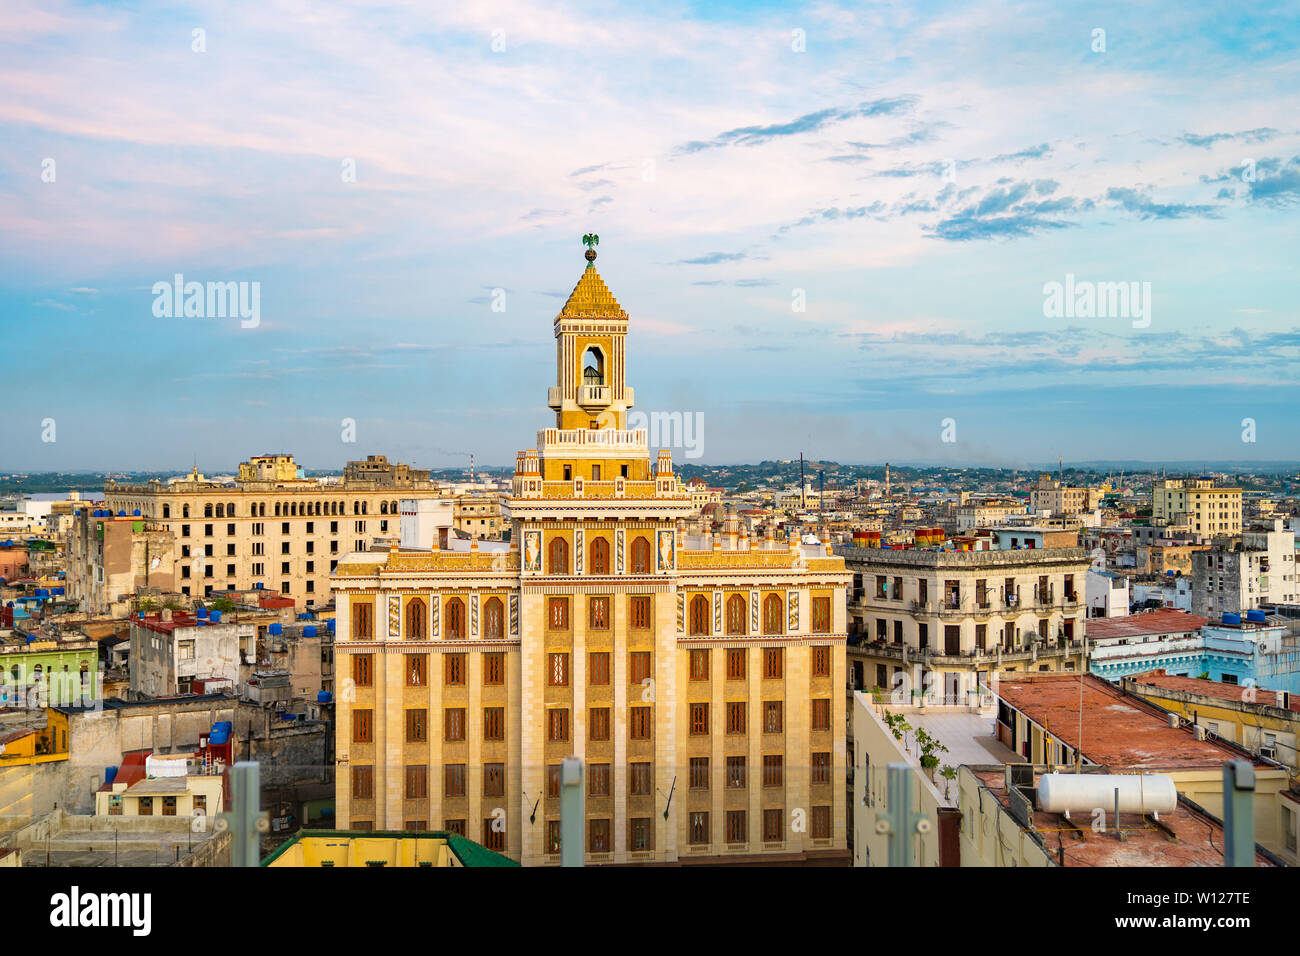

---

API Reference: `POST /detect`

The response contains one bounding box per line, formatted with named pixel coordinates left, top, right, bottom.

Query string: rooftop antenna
left=799, top=453, right=806, bottom=510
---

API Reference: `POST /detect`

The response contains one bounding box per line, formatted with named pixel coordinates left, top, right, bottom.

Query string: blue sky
left=0, top=0, right=1297, bottom=471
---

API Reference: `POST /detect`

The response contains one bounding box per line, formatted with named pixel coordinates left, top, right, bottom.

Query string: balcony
left=848, top=637, right=1086, bottom=667
left=577, top=384, right=612, bottom=408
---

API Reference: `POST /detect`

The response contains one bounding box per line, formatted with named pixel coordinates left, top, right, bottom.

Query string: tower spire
left=582, top=232, right=599, bottom=268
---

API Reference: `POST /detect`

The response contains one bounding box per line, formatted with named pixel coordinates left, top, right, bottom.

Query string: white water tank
left=1037, top=773, right=1178, bottom=815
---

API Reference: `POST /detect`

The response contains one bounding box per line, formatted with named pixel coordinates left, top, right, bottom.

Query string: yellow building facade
left=331, top=245, right=850, bottom=865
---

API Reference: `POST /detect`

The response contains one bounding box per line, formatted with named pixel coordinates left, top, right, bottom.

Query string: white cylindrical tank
left=1037, top=773, right=1178, bottom=815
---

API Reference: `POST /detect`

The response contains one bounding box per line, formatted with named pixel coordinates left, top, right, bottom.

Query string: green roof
left=260, top=829, right=519, bottom=867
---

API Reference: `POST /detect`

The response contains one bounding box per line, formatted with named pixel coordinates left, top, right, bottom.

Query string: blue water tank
left=298, top=612, right=311, bottom=620
left=53, top=587, right=64, bottom=595
left=116, top=510, right=125, bottom=516
left=209, top=610, right=222, bottom=623
left=326, top=619, right=336, bottom=631
left=1165, top=569, right=1175, bottom=576
left=209, top=721, right=232, bottom=745
left=104, top=766, right=117, bottom=786
left=1222, top=612, right=1242, bottom=626
left=317, top=691, right=333, bottom=704
left=1246, top=609, right=1267, bottom=623
left=35, top=588, right=49, bottom=597
left=269, top=622, right=283, bottom=635
left=133, top=509, right=141, bottom=516
left=197, top=607, right=208, bottom=618
left=255, top=582, right=263, bottom=589
left=303, top=625, right=317, bottom=637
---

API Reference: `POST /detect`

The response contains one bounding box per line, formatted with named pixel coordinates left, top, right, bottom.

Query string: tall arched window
left=726, top=595, right=746, bottom=635
left=589, top=537, right=610, bottom=575
left=381, top=501, right=388, bottom=514
left=215, top=503, right=224, bottom=518
left=162, top=504, right=170, bottom=519
left=548, top=537, right=569, bottom=574
left=406, top=598, right=427, bottom=640
left=445, top=598, right=465, bottom=639
left=630, top=536, right=651, bottom=573
left=763, top=594, right=784, bottom=635
left=582, top=346, right=604, bottom=385
left=484, top=597, right=504, bottom=638
left=689, top=595, right=710, bottom=636
left=182, top=505, right=190, bottom=518
left=227, top=502, right=236, bottom=517
left=275, top=503, right=281, bottom=517
left=204, top=504, right=213, bottom=518
left=390, top=501, right=398, bottom=514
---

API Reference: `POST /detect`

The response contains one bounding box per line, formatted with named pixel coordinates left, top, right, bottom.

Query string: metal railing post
left=1222, top=760, right=1255, bottom=867
left=877, top=762, right=932, bottom=867
left=560, top=756, right=585, bottom=867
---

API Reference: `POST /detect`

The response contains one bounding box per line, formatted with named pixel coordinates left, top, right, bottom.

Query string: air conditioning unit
left=1260, top=747, right=1276, bottom=760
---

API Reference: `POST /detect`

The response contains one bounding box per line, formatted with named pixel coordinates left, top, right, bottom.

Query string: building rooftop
left=996, top=673, right=1269, bottom=771
left=972, top=768, right=1275, bottom=866
left=1085, top=610, right=1208, bottom=642
left=1129, top=669, right=1300, bottom=712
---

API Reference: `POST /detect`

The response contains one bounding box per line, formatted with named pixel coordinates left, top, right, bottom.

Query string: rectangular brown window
left=726, top=648, right=746, bottom=681
left=589, top=596, right=610, bottom=629
left=483, top=652, right=505, bottom=685
left=588, top=818, right=611, bottom=853
left=351, top=765, right=373, bottom=800
left=406, top=708, right=427, bottom=742
left=811, top=646, right=831, bottom=678
left=546, top=820, right=562, bottom=853
left=689, top=702, right=709, bottom=736
left=444, top=708, right=465, bottom=741
left=548, top=652, right=570, bottom=686
left=405, top=819, right=427, bottom=831
left=725, top=755, right=746, bottom=788
left=763, top=808, right=783, bottom=841
left=483, top=707, right=504, bottom=741
left=630, top=595, right=651, bottom=629
left=812, top=596, right=831, bottom=633
left=483, top=819, right=505, bottom=852
left=353, top=654, right=372, bottom=687
left=589, top=707, right=610, bottom=741
left=689, top=757, right=709, bottom=790
left=689, top=649, right=709, bottom=681
left=483, top=763, right=505, bottom=798
left=762, top=754, right=784, bottom=787
left=811, top=805, right=831, bottom=839
left=811, top=751, right=831, bottom=785
left=689, top=811, right=709, bottom=844
left=763, top=648, right=784, bottom=680
left=629, top=651, right=651, bottom=685
left=629, top=762, right=651, bottom=795
left=629, top=817, right=653, bottom=851
left=811, top=698, right=831, bottom=732
left=629, top=706, right=651, bottom=739
left=548, top=597, right=570, bottom=630
left=405, top=764, right=428, bottom=799
left=444, top=819, right=466, bottom=836
left=353, top=708, right=372, bottom=743
left=726, top=701, right=747, bottom=735
left=589, top=652, right=610, bottom=685
left=725, top=809, right=747, bottom=844
left=445, top=654, right=466, bottom=685
left=444, top=764, right=466, bottom=797
left=547, top=765, right=561, bottom=798
left=406, top=654, right=426, bottom=686
left=547, top=708, right=570, bottom=742
left=352, top=601, right=373, bottom=639
left=589, top=763, right=611, bottom=797
left=763, top=701, right=783, bottom=734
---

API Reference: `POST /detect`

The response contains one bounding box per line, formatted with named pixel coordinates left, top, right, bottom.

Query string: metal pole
left=880, top=763, right=931, bottom=866
left=1223, top=760, right=1255, bottom=867
left=560, top=756, right=584, bottom=867
left=230, top=760, right=261, bottom=867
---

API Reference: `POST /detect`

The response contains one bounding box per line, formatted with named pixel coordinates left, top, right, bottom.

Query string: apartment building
left=330, top=246, right=850, bottom=865
left=1029, top=475, right=1102, bottom=517
left=1152, top=477, right=1243, bottom=535
left=128, top=610, right=254, bottom=699
left=1191, top=519, right=1298, bottom=618
left=839, top=544, right=1090, bottom=701
left=96, top=454, right=446, bottom=607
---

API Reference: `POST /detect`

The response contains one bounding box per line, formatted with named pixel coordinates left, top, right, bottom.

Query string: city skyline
left=2, top=0, right=1298, bottom=470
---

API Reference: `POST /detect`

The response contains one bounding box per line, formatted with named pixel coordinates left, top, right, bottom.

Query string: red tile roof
left=996, top=673, right=1268, bottom=771
left=1085, top=610, right=1207, bottom=642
